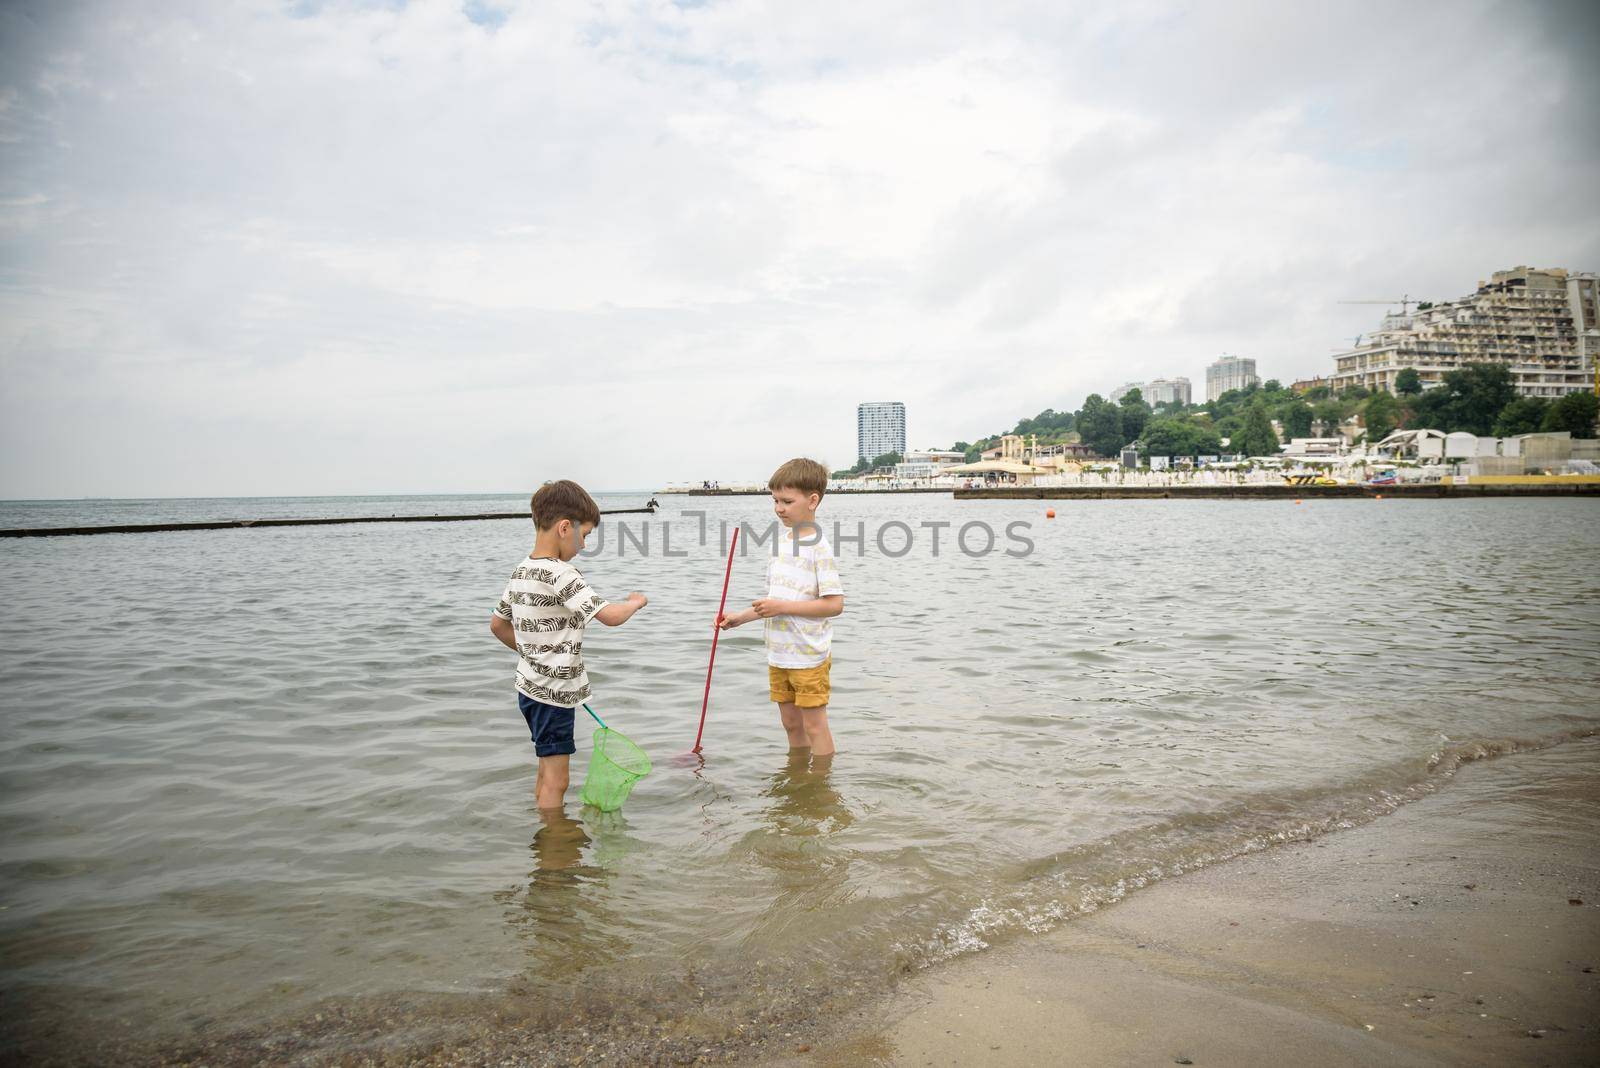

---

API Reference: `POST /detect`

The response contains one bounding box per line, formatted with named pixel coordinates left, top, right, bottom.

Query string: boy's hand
left=717, top=608, right=753, bottom=630
left=627, top=591, right=648, bottom=608
left=749, top=598, right=784, bottom=619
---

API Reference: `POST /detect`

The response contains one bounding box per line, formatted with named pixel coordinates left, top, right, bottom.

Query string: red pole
left=692, top=525, right=739, bottom=753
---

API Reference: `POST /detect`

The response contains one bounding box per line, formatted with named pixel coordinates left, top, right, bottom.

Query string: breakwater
left=0, top=503, right=657, bottom=539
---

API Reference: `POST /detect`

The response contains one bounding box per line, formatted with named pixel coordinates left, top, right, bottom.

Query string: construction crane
left=1339, top=295, right=1421, bottom=315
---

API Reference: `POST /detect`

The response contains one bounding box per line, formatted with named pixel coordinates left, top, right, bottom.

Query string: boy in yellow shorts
left=718, top=458, right=845, bottom=756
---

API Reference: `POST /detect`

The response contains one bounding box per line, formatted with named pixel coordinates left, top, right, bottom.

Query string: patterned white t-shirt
left=494, top=556, right=609, bottom=707
left=765, top=527, right=845, bottom=668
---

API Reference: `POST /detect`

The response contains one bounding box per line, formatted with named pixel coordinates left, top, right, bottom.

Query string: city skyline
left=2, top=2, right=1596, bottom=496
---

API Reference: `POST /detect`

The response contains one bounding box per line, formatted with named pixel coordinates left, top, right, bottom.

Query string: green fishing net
left=580, top=727, right=652, bottom=811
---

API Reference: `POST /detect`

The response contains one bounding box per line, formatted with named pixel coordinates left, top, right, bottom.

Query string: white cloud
left=0, top=0, right=1596, bottom=496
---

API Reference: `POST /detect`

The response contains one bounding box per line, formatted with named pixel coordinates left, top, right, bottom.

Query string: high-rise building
left=1206, top=356, right=1259, bottom=401
left=1144, top=377, right=1193, bottom=406
left=1108, top=382, right=1142, bottom=405
left=1111, top=378, right=1193, bottom=406
left=1328, top=266, right=1600, bottom=397
left=857, top=401, right=907, bottom=460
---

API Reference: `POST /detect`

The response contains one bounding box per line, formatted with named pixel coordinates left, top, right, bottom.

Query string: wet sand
left=791, top=738, right=1600, bottom=1067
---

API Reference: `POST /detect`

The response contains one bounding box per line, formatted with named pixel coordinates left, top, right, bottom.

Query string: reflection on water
left=533, top=807, right=592, bottom=873
left=765, top=752, right=854, bottom=837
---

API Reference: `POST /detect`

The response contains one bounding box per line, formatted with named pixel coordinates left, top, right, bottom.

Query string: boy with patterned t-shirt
left=718, top=458, right=845, bottom=757
left=490, top=480, right=647, bottom=808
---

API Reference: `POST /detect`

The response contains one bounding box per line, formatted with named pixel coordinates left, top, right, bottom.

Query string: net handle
left=693, top=524, right=740, bottom=753
left=582, top=702, right=607, bottom=729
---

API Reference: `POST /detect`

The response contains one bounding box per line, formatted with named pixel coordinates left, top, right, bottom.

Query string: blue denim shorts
left=518, top=693, right=576, bottom=757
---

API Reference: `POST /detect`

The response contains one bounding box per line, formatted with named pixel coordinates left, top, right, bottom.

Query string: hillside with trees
left=940, top=363, right=1597, bottom=461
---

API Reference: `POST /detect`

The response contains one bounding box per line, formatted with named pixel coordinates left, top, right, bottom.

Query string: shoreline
left=957, top=479, right=1600, bottom=499
left=782, top=737, right=1600, bottom=1067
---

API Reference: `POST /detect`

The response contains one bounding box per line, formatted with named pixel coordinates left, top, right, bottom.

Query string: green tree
left=1409, top=362, right=1515, bottom=434
left=1281, top=400, right=1314, bottom=439
left=1493, top=396, right=1550, bottom=436
left=1541, top=392, right=1599, bottom=438
left=1076, top=394, right=1125, bottom=458
left=870, top=451, right=903, bottom=468
left=1230, top=400, right=1281, bottom=457
left=1311, top=399, right=1346, bottom=436
left=1363, top=391, right=1400, bottom=442
left=951, top=441, right=971, bottom=453
left=1119, top=389, right=1151, bottom=442
left=1394, top=367, right=1422, bottom=395
left=1141, top=417, right=1224, bottom=460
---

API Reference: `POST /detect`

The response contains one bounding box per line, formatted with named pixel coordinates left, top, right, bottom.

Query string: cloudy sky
left=2, top=0, right=1596, bottom=497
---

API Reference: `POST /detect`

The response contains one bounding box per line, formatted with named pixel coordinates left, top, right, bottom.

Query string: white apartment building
left=857, top=401, right=907, bottom=460
left=1144, top=377, right=1193, bottom=406
left=1108, top=382, right=1141, bottom=405
left=1328, top=266, right=1600, bottom=398
left=1110, top=377, right=1193, bottom=406
left=1206, top=356, right=1259, bottom=401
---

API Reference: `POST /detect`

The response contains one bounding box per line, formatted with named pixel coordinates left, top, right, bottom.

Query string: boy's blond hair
left=768, top=457, right=829, bottom=499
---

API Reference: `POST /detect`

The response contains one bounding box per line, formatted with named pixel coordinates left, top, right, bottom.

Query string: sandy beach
left=782, top=737, right=1600, bottom=1068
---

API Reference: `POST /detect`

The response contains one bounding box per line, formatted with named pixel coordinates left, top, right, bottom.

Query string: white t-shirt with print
left=494, top=556, right=609, bottom=708
left=765, top=527, right=845, bottom=668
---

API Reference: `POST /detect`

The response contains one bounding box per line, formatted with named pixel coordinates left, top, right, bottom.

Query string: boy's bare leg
left=800, top=705, right=834, bottom=757
left=778, top=702, right=810, bottom=749
left=535, top=754, right=571, bottom=810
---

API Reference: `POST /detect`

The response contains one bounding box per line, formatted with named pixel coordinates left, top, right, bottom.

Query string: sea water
left=2, top=493, right=1597, bottom=1059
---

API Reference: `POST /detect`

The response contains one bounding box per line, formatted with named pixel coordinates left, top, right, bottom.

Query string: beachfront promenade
left=663, top=472, right=1600, bottom=500
left=959, top=478, right=1600, bottom=499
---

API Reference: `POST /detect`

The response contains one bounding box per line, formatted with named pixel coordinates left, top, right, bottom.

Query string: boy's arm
left=749, top=542, right=844, bottom=620
left=490, top=613, right=518, bottom=650
left=717, top=606, right=760, bottom=629
left=749, top=594, right=843, bottom=620
left=491, top=587, right=518, bottom=650
left=595, top=591, right=648, bottom=627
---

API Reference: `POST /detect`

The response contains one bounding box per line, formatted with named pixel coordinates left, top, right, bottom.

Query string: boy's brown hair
left=530, top=480, right=602, bottom=531
left=768, top=457, right=829, bottom=499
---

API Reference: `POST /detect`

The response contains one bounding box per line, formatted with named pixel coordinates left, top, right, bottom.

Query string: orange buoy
left=1046, top=508, right=1056, bottom=519
left=1375, top=494, right=1383, bottom=500
left=1294, top=499, right=1302, bottom=504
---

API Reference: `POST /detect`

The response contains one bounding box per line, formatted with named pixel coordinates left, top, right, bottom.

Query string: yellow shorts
left=768, top=658, right=831, bottom=708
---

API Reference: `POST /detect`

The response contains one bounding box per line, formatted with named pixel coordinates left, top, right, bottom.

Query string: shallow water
left=2, top=493, right=1598, bottom=1060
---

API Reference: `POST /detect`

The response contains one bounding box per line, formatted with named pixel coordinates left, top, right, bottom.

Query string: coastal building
left=1206, top=356, right=1259, bottom=401
left=943, top=435, right=1056, bottom=483
left=857, top=401, right=907, bottom=460
left=1144, top=377, right=1193, bottom=406
left=1110, top=377, right=1193, bottom=407
left=1108, top=382, right=1141, bottom=405
left=1328, top=266, right=1600, bottom=397
left=1290, top=375, right=1329, bottom=394
left=893, top=449, right=966, bottom=479
left=1373, top=428, right=1600, bottom=473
